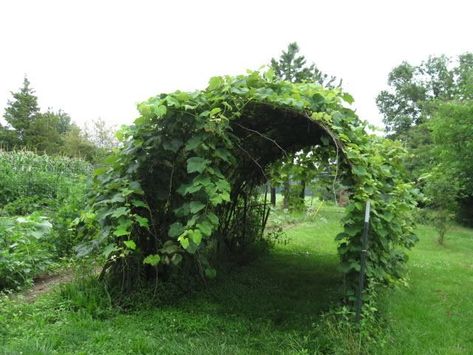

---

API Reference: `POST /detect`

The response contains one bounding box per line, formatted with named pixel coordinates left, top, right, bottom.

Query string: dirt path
left=22, top=270, right=74, bottom=302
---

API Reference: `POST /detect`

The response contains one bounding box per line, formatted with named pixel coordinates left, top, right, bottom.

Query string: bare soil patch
left=23, top=270, right=74, bottom=302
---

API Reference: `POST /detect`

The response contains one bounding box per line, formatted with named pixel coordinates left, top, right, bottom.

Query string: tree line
left=0, top=77, right=117, bottom=162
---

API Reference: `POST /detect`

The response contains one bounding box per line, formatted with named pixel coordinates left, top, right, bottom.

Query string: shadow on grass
left=179, top=250, right=343, bottom=332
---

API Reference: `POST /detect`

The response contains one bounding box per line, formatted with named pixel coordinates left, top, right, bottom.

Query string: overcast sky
left=0, top=0, right=471, bottom=129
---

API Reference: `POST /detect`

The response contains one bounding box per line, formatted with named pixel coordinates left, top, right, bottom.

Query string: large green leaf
left=143, top=254, right=161, bottom=266
left=168, top=222, right=184, bottom=238
left=111, top=207, right=129, bottom=219
left=189, top=201, right=205, bottom=214
left=124, top=240, right=136, bottom=250
left=187, top=157, right=209, bottom=174
left=153, top=105, right=167, bottom=118
left=208, top=76, right=224, bottom=91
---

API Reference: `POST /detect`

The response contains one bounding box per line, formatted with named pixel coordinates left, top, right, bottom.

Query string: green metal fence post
left=355, top=201, right=370, bottom=323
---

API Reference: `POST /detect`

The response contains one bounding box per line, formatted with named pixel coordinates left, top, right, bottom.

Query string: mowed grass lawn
left=378, top=224, right=473, bottom=354
left=1, top=207, right=473, bottom=354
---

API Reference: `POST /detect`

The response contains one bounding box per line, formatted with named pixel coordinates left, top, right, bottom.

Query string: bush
left=1, top=196, right=51, bottom=216
left=423, top=170, right=460, bottom=245
left=49, top=178, right=90, bottom=256
left=0, top=214, right=55, bottom=290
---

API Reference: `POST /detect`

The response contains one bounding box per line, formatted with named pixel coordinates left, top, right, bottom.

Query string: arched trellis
left=83, top=71, right=418, bottom=298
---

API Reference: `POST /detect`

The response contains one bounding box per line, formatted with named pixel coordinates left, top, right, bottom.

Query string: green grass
left=1, top=207, right=473, bottom=354
left=375, top=224, right=473, bottom=354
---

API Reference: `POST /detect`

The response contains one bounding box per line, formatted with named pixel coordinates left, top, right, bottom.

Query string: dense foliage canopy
left=83, top=71, right=417, bottom=298
left=376, top=53, right=473, bottom=137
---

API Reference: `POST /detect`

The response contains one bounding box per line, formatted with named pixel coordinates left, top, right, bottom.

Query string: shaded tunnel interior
left=230, top=102, right=343, bottom=185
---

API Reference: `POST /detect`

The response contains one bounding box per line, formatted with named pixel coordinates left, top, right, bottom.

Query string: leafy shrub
left=264, top=226, right=290, bottom=248
left=0, top=214, right=55, bottom=290
left=1, top=196, right=51, bottom=216
left=49, top=178, right=90, bottom=256
left=423, top=169, right=460, bottom=244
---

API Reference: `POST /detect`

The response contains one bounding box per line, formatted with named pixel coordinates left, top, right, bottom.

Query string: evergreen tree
left=3, top=77, right=40, bottom=144
left=271, top=42, right=339, bottom=86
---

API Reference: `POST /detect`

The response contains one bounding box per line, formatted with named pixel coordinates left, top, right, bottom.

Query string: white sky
left=0, top=0, right=471, bottom=129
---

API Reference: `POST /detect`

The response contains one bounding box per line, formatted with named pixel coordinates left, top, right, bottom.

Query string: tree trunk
left=270, top=187, right=276, bottom=206
left=299, top=180, right=305, bottom=204
left=283, top=179, right=290, bottom=209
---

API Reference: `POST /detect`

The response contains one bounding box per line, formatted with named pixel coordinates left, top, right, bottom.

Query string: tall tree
left=429, top=101, right=473, bottom=225
left=53, top=109, right=73, bottom=134
left=271, top=42, right=339, bottom=86
left=456, top=53, right=473, bottom=100
left=61, top=124, right=98, bottom=162
left=3, top=77, right=40, bottom=144
left=25, top=109, right=72, bottom=154
left=377, top=53, right=473, bottom=137
left=377, top=53, right=473, bottom=188
left=376, top=62, right=427, bottom=136
left=378, top=53, right=473, bottom=226
left=83, top=117, right=119, bottom=150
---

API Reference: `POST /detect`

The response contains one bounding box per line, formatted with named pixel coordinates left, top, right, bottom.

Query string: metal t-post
left=355, top=201, right=370, bottom=323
